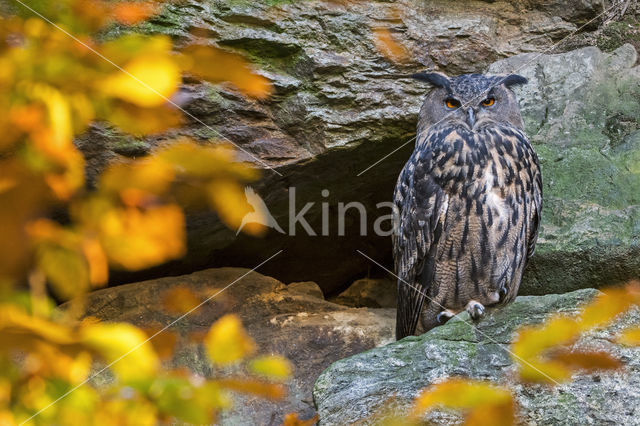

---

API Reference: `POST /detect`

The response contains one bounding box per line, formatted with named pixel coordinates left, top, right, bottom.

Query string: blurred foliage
left=369, top=281, right=640, bottom=425
left=0, top=0, right=299, bottom=424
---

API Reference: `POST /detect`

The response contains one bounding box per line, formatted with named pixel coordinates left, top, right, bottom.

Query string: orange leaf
left=81, top=238, right=109, bottom=286
left=549, top=349, right=622, bottom=372
left=282, top=413, right=318, bottom=426
left=180, top=45, right=271, bottom=99
left=162, top=286, right=203, bottom=315
left=112, top=2, right=159, bottom=26
left=216, top=378, right=286, bottom=400
left=372, top=27, right=410, bottom=64
left=410, top=378, right=514, bottom=425
left=578, top=285, right=638, bottom=331
left=143, top=325, right=177, bottom=360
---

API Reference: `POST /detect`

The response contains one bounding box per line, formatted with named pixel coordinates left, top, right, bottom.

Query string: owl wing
left=393, top=151, right=448, bottom=340
left=525, top=148, right=543, bottom=263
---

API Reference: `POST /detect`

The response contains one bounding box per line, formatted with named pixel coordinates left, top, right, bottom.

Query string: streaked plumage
left=393, top=72, right=542, bottom=339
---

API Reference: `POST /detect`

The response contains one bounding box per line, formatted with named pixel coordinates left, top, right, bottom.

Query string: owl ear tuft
left=502, top=74, right=528, bottom=87
left=412, top=72, right=451, bottom=92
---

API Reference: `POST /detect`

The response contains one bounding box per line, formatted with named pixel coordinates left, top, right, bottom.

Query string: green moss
left=597, top=19, right=640, bottom=53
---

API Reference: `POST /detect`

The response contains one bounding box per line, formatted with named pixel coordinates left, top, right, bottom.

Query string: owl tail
left=395, top=281, right=427, bottom=340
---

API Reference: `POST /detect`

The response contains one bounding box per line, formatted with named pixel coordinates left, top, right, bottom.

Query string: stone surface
left=330, top=277, right=397, bottom=308
left=490, top=44, right=640, bottom=295
left=79, top=1, right=639, bottom=296
left=75, top=268, right=395, bottom=424
left=313, top=288, right=640, bottom=425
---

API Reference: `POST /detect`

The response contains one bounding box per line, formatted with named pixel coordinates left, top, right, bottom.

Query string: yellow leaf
left=208, top=180, right=264, bottom=235
left=410, top=378, right=514, bottom=425
left=99, top=205, right=186, bottom=270
left=180, top=45, right=271, bottom=99
left=36, top=244, right=90, bottom=300
left=511, top=316, right=579, bottom=383
left=102, top=54, right=180, bottom=107
left=618, top=327, right=640, bottom=346
left=105, top=101, right=182, bottom=135
left=249, top=355, right=292, bottom=381
left=80, top=322, right=159, bottom=382
left=99, top=159, right=175, bottom=200
left=578, top=284, right=638, bottom=331
left=205, top=314, right=255, bottom=365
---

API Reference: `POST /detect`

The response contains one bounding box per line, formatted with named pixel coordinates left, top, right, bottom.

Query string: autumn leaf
left=410, top=378, right=514, bottom=426
left=101, top=54, right=180, bottom=107
left=282, top=413, right=319, bottom=426
left=216, top=378, right=286, bottom=400
left=617, top=327, right=640, bottom=346
left=112, top=2, right=159, bottom=26
left=248, top=355, right=292, bottom=381
left=105, top=101, right=182, bottom=135
left=548, top=349, right=622, bottom=372
left=99, top=204, right=186, bottom=270
left=143, top=325, right=178, bottom=360
left=81, top=237, right=108, bottom=286
left=578, top=283, right=640, bottom=331
left=80, top=322, right=159, bottom=382
left=207, top=180, right=261, bottom=234
left=372, top=27, right=410, bottom=64
left=205, top=314, right=256, bottom=365
left=180, top=45, right=271, bottom=99
left=162, top=286, right=203, bottom=315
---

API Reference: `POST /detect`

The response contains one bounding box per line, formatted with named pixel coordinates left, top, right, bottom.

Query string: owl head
left=413, top=72, right=528, bottom=135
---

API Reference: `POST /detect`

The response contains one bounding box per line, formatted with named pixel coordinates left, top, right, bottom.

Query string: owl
left=392, top=72, right=542, bottom=340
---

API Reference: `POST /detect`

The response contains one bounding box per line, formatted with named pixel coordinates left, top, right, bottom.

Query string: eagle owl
left=392, top=72, right=542, bottom=340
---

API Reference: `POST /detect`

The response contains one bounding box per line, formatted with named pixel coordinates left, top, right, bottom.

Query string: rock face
left=81, top=0, right=639, bottom=296
left=313, top=288, right=640, bottom=425
left=490, top=44, right=640, bottom=295
left=76, top=268, right=395, bottom=424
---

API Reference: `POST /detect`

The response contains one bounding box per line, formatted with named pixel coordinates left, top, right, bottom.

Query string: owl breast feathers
left=393, top=72, right=542, bottom=340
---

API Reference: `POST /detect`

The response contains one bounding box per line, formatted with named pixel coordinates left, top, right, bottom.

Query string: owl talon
left=499, top=286, right=508, bottom=302
left=436, top=310, right=455, bottom=325
left=466, top=301, right=485, bottom=321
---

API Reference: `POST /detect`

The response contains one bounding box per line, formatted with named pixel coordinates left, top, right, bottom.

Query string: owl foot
left=499, top=286, right=508, bottom=302
left=436, top=309, right=456, bottom=325
left=466, top=300, right=485, bottom=321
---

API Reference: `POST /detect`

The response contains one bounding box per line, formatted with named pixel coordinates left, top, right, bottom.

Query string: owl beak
left=466, top=108, right=476, bottom=128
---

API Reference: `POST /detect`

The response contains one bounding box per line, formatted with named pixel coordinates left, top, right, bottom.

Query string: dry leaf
left=204, top=314, right=255, bottom=365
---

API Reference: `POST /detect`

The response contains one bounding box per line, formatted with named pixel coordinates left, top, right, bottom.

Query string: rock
left=489, top=44, right=640, bottom=295
left=82, top=1, right=639, bottom=296
left=74, top=268, right=395, bottom=424
left=313, top=288, right=640, bottom=425
left=330, top=278, right=397, bottom=308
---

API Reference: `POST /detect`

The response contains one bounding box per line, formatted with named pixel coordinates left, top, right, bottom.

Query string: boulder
left=490, top=44, right=640, bottom=295
left=313, top=288, right=640, bottom=425
left=74, top=268, right=395, bottom=424
left=330, top=277, right=397, bottom=308
left=78, top=0, right=640, bottom=297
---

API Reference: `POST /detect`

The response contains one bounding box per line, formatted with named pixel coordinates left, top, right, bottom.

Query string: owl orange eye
left=445, top=98, right=461, bottom=109
left=481, top=97, right=495, bottom=107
